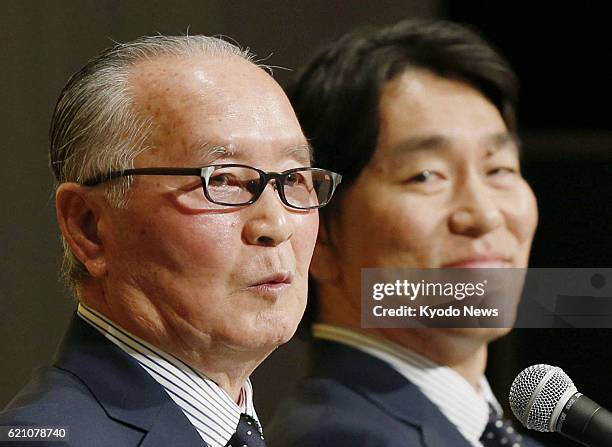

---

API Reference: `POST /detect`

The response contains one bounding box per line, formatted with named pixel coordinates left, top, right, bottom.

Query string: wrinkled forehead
left=129, top=54, right=282, bottom=120
left=129, top=54, right=306, bottom=166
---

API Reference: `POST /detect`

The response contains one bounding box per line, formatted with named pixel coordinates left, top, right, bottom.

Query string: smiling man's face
left=315, top=69, right=537, bottom=343
left=336, top=70, right=537, bottom=273
left=96, top=54, right=319, bottom=357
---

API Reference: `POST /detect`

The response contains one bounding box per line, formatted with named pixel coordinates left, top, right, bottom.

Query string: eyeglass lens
left=206, top=166, right=333, bottom=208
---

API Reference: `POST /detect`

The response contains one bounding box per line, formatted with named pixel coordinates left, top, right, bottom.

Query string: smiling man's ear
left=309, top=219, right=342, bottom=286
left=55, top=183, right=107, bottom=278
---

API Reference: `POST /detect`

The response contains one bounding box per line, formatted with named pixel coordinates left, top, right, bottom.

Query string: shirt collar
left=78, top=302, right=260, bottom=447
left=313, top=323, right=501, bottom=447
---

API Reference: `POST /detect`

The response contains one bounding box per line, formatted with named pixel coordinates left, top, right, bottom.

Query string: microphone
left=509, top=364, right=612, bottom=447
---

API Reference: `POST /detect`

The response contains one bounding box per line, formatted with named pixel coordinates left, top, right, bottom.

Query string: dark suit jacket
left=267, top=340, right=545, bottom=447
left=0, top=315, right=205, bottom=446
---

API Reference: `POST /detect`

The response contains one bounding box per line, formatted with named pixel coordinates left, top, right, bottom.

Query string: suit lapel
left=139, top=400, right=209, bottom=447
left=54, top=314, right=205, bottom=446
left=313, top=340, right=473, bottom=447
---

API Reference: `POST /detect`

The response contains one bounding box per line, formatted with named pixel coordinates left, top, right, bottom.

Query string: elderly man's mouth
left=248, top=272, right=294, bottom=293
left=442, top=257, right=511, bottom=268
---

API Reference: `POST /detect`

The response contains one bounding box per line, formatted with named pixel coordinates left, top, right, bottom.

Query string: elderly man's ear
left=55, top=183, right=108, bottom=278
left=309, top=221, right=342, bottom=285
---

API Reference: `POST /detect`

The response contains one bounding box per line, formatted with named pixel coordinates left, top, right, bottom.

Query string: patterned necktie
left=480, top=405, right=524, bottom=447
left=225, top=413, right=267, bottom=447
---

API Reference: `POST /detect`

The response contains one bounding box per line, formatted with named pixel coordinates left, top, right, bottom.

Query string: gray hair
left=49, top=35, right=255, bottom=289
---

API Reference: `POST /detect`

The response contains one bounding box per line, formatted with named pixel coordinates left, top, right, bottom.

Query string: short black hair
left=291, top=18, right=519, bottom=332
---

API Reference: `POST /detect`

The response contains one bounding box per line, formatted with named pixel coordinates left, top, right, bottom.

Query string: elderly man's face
left=99, top=55, right=319, bottom=352
left=321, top=69, right=537, bottom=340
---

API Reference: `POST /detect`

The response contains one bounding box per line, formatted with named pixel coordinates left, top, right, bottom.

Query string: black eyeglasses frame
left=82, top=164, right=342, bottom=210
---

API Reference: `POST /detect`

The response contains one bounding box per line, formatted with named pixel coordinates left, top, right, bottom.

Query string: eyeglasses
left=82, top=164, right=342, bottom=210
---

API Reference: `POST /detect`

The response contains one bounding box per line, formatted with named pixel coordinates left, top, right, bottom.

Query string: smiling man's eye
left=488, top=167, right=519, bottom=176
left=408, top=170, right=438, bottom=183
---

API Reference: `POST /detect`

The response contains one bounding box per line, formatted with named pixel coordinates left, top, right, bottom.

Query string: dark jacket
left=0, top=315, right=205, bottom=446
left=267, top=339, right=545, bottom=447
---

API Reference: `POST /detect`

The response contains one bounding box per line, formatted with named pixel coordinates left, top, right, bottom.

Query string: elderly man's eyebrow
left=193, top=143, right=236, bottom=165
left=284, top=143, right=314, bottom=165
left=193, top=142, right=313, bottom=166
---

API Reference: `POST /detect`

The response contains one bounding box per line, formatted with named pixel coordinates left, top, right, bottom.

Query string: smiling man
left=268, top=19, right=543, bottom=447
left=0, top=36, right=340, bottom=447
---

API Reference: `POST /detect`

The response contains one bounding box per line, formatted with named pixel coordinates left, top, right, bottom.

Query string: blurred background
left=1, top=2, right=610, bottom=446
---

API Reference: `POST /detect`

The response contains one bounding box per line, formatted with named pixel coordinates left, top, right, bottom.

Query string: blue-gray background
left=1, top=2, right=610, bottom=446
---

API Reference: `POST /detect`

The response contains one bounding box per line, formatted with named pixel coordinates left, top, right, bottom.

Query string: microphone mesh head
left=509, top=364, right=576, bottom=432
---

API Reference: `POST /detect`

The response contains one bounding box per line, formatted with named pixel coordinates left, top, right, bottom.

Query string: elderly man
left=268, top=19, right=543, bottom=447
left=0, top=36, right=340, bottom=446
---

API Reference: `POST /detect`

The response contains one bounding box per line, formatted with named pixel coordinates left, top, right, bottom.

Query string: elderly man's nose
left=243, top=186, right=293, bottom=246
left=448, top=181, right=504, bottom=237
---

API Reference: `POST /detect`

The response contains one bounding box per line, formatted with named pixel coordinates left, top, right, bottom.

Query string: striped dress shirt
left=78, top=303, right=261, bottom=447
left=313, top=323, right=503, bottom=447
